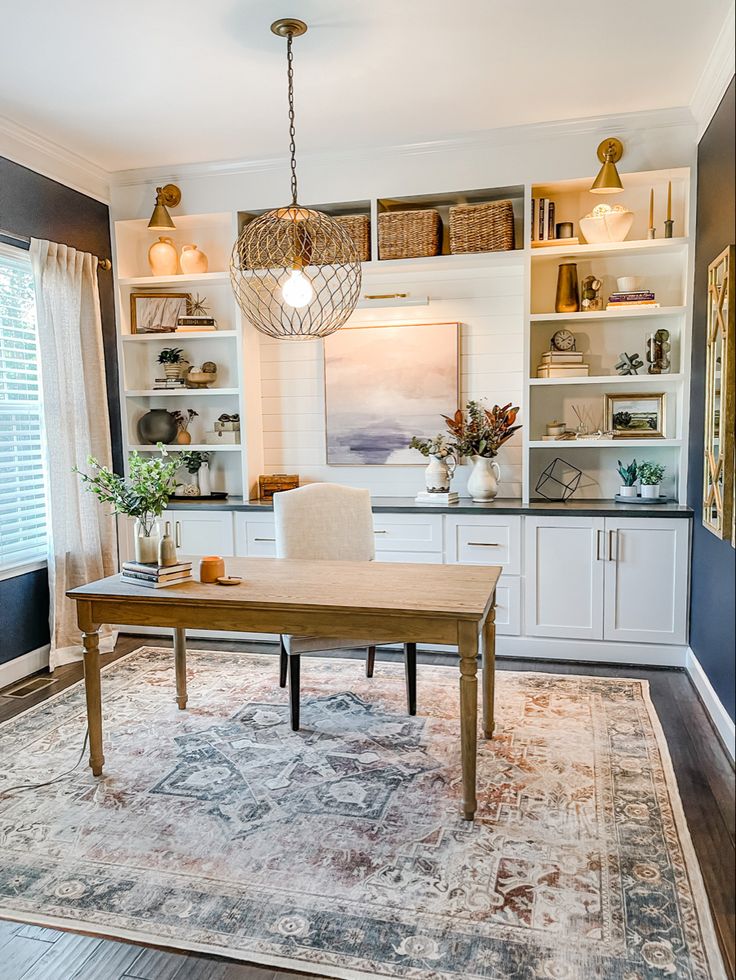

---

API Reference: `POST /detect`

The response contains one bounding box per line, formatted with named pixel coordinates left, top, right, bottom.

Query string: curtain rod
left=0, top=228, right=112, bottom=271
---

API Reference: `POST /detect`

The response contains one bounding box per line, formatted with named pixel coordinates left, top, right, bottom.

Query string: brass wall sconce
left=148, top=184, right=182, bottom=229
left=590, top=138, right=624, bottom=194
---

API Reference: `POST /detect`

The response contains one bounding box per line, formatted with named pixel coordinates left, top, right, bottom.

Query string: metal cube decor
left=535, top=457, right=583, bottom=501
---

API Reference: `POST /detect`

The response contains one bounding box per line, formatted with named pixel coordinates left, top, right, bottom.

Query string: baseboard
left=685, top=648, right=736, bottom=762
left=0, top=644, right=50, bottom=690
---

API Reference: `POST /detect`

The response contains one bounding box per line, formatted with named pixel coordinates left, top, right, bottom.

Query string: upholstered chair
left=273, top=482, right=417, bottom=730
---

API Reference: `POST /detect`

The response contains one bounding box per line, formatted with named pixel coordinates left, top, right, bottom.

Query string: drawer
left=374, top=550, right=443, bottom=564
left=372, top=514, right=443, bottom=553
left=494, top=575, right=521, bottom=636
left=444, top=515, right=521, bottom=574
left=164, top=510, right=234, bottom=557
left=234, top=513, right=276, bottom=557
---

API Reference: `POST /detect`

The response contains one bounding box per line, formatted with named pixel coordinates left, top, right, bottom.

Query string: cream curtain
left=30, top=240, right=117, bottom=670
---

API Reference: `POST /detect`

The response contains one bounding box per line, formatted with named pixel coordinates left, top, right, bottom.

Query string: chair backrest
left=274, top=483, right=375, bottom=561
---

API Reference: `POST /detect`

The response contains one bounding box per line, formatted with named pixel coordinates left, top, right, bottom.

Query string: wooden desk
left=67, top=557, right=500, bottom=821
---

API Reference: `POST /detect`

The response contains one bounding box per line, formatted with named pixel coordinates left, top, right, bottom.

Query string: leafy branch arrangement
left=157, top=347, right=184, bottom=364
left=638, top=461, right=665, bottom=485
left=617, top=459, right=638, bottom=487
left=178, top=450, right=211, bottom=475
left=172, top=408, right=198, bottom=433
left=408, top=434, right=455, bottom=460
left=75, top=447, right=179, bottom=535
left=442, top=400, right=521, bottom=459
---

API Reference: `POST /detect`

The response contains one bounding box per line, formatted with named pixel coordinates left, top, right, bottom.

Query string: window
left=0, top=244, right=48, bottom=574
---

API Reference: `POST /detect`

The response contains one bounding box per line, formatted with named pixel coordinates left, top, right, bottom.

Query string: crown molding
left=0, top=114, right=110, bottom=204
left=690, top=1, right=735, bottom=141
left=109, top=105, right=696, bottom=189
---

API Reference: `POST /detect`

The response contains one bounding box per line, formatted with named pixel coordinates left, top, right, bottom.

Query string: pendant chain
left=287, top=33, right=298, bottom=205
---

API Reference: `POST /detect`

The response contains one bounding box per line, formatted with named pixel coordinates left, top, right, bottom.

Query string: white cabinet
left=525, top=517, right=605, bottom=639
left=603, top=517, right=689, bottom=645
left=525, top=516, right=689, bottom=645
left=165, top=509, right=235, bottom=557
left=444, top=515, right=521, bottom=574
left=234, top=512, right=276, bottom=557
left=372, top=514, right=443, bottom=554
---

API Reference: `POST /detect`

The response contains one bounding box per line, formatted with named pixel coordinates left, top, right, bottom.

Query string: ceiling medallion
left=230, top=20, right=361, bottom=340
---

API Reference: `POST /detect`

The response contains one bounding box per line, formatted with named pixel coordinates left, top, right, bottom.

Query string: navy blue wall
left=687, top=79, right=736, bottom=722
left=0, top=156, right=120, bottom=666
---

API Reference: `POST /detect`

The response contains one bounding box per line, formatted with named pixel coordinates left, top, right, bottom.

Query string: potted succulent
left=178, top=449, right=211, bottom=496
left=442, top=401, right=521, bottom=501
left=172, top=408, right=198, bottom=445
left=409, top=434, right=456, bottom=493
left=157, top=347, right=185, bottom=380
left=617, top=459, right=638, bottom=497
left=638, top=461, right=665, bottom=499
left=76, top=447, right=179, bottom=563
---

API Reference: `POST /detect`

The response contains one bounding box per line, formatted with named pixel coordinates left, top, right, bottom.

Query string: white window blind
left=0, top=244, right=48, bottom=572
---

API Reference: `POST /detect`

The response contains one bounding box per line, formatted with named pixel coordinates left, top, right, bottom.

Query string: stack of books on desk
left=121, top=561, right=193, bottom=588
left=606, top=290, right=659, bottom=309
left=536, top=351, right=589, bottom=379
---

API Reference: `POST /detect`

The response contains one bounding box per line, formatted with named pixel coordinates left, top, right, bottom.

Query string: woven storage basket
left=449, top=200, right=515, bottom=253
left=334, top=214, right=370, bottom=263
left=378, top=209, right=442, bottom=260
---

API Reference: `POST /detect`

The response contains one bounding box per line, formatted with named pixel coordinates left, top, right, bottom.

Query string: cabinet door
left=165, top=510, right=235, bottom=557
left=603, top=518, right=689, bottom=644
left=234, top=513, right=276, bottom=557
left=524, top=517, right=605, bottom=639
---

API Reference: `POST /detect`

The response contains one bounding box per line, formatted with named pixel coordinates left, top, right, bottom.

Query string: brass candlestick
left=664, top=219, right=674, bottom=238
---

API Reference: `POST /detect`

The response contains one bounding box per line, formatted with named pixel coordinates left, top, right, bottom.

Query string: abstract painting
left=324, top=322, right=459, bottom=464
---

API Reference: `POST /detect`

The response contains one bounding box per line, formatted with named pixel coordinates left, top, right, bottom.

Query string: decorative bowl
left=186, top=371, right=217, bottom=388
left=579, top=206, right=634, bottom=244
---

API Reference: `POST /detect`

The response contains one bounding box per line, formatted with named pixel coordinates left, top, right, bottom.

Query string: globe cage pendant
left=230, top=19, right=362, bottom=340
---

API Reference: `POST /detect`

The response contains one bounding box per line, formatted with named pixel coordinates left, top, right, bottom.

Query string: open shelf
left=124, top=388, right=240, bottom=397
left=121, top=330, right=237, bottom=342
left=529, top=438, right=683, bottom=449
left=530, top=306, right=686, bottom=322
left=130, top=444, right=242, bottom=453
left=118, top=271, right=230, bottom=287
left=530, top=237, right=689, bottom=261
left=529, top=373, right=684, bottom=387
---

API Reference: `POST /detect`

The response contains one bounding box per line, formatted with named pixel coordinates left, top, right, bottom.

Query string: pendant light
left=230, top=19, right=362, bottom=340
left=590, top=138, right=625, bottom=194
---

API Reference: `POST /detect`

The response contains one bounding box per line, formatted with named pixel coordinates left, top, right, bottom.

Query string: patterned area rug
left=0, top=647, right=725, bottom=980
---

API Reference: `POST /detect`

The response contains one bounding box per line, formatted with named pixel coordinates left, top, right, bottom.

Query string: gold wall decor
left=703, top=245, right=735, bottom=542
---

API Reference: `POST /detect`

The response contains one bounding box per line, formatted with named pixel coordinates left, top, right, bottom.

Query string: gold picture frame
left=703, top=245, right=735, bottom=541
left=130, top=292, right=191, bottom=335
left=605, top=392, right=666, bottom=439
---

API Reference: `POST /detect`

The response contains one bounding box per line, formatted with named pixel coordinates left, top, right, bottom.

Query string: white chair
left=274, top=483, right=417, bottom=730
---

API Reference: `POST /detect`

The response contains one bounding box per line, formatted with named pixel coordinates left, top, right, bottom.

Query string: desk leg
left=174, top=628, right=188, bottom=710
left=482, top=604, right=496, bottom=739
left=457, top=620, right=479, bottom=821
left=82, top=630, right=104, bottom=777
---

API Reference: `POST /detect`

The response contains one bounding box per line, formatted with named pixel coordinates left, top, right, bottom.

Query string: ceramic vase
left=555, top=262, right=579, bottom=313
left=137, top=408, right=177, bottom=445
left=619, top=485, right=638, bottom=498
left=424, top=455, right=453, bottom=493
left=163, top=363, right=181, bottom=380
left=176, top=430, right=192, bottom=445
left=640, top=484, right=661, bottom=499
left=467, top=456, right=501, bottom=502
left=180, top=244, right=209, bottom=274
left=198, top=461, right=212, bottom=496
left=134, top=518, right=161, bottom=564
left=147, top=237, right=178, bottom=276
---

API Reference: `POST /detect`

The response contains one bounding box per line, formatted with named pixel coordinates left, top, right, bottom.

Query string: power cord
left=0, top=727, right=91, bottom=798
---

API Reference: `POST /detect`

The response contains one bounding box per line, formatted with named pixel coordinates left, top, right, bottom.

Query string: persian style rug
left=0, top=647, right=725, bottom=979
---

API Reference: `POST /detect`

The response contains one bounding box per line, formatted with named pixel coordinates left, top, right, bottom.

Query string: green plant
left=172, top=408, right=198, bottom=432
left=157, top=347, right=184, bottom=364
left=442, top=401, right=521, bottom=458
left=638, top=461, right=665, bottom=485
left=75, top=447, right=178, bottom=535
left=617, top=459, right=638, bottom=487
left=178, top=450, right=210, bottom=475
left=409, top=434, right=455, bottom=459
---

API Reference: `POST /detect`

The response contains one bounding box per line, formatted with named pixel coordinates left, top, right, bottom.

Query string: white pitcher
left=467, top=456, right=501, bottom=502
left=424, top=455, right=455, bottom=493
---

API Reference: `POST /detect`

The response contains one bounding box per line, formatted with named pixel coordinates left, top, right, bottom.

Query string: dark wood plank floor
left=0, top=636, right=733, bottom=980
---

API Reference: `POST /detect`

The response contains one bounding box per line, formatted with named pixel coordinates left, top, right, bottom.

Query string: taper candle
left=649, top=188, right=654, bottom=227
left=666, top=180, right=672, bottom=221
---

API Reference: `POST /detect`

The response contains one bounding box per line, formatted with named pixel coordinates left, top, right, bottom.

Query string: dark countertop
left=166, top=495, right=693, bottom=519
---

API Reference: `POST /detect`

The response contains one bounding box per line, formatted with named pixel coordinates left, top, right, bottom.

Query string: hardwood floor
left=0, top=636, right=733, bottom=980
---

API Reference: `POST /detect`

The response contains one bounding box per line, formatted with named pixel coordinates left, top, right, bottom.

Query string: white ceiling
left=0, top=0, right=730, bottom=174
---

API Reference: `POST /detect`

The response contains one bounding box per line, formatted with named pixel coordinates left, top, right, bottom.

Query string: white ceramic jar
left=180, top=244, right=209, bottom=274
left=147, top=237, right=178, bottom=276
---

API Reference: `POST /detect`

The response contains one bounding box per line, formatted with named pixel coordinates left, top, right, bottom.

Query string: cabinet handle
left=608, top=529, right=616, bottom=561
left=254, top=536, right=275, bottom=542
left=596, top=529, right=602, bottom=561
left=468, top=541, right=501, bottom=547
left=175, top=521, right=182, bottom=548
left=374, top=530, right=388, bottom=534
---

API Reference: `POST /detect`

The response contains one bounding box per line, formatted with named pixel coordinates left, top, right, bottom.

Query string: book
left=531, top=198, right=537, bottom=242
left=541, top=351, right=584, bottom=363
left=121, top=573, right=192, bottom=589
left=547, top=201, right=555, bottom=240
left=122, top=560, right=192, bottom=575
left=538, top=198, right=546, bottom=241
left=606, top=301, right=660, bottom=309
left=415, top=490, right=459, bottom=505
left=176, top=324, right=217, bottom=332
left=532, top=236, right=580, bottom=248
left=177, top=316, right=216, bottom=326
left=121, top=569, right=192, bottom=586
left=536, top=364, right=590, bottom=378
left=609, top=291, right=655, bottom=301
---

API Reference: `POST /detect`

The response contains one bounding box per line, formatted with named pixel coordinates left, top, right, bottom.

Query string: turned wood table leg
left=174, top=628, right=188, bottom=710
left=82, top=629, right=105, bottom=777
left=482, top=603, right=496, bottom=739
left=457, top=620, right=479, bottom=821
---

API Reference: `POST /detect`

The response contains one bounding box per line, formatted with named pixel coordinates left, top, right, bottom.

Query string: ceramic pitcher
left=467, top=456, right=501, bottom=502
left=424, top=455, right=455, bottom=493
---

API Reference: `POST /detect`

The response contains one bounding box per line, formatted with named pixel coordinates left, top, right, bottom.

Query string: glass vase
left=134, top=518, right=162, bottom=564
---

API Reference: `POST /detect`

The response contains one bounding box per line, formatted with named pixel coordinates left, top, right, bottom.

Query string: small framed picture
left=605, top=392, right=666, bottom=438
left=130, top=292, right=191, bottom=334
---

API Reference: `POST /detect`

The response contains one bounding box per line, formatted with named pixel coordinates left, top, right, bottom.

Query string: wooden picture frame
left=605, top=392, right=666, bottom=439
left=130, top=292, right=191, bottom=334
left=703, top=244, right=735, bottom=542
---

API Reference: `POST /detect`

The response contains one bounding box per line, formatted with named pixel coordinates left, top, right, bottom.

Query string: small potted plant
left=178, top=450, right=211, bottom=496
left=638, top=461, right=665, bottom=499
left=443, top=400, right=521, bottom=501
left=617, top=459, right=638, bottom=497
left=157, top=347, right=184, bottom=380
left=409, top=434, right=456, bottom=493
left=172, top=408, right=198, bottom=445
left=76, top=447, right=178, bottom=563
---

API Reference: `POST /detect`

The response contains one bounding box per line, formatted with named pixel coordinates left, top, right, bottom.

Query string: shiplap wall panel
left=259, top=261, right=525, bottom=498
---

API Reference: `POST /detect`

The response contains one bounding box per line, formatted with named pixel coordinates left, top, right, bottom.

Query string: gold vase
left=555, top=262, right=580, bottom=313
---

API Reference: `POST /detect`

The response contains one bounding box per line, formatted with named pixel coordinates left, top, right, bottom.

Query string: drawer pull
left=374, top=530, right=389, bottom=534
left=468, top=541, right=501, bottom=547
left=254, top=536, right=275, bottom=542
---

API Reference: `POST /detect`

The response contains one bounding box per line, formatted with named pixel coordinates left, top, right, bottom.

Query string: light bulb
left=281, top=269, right=314, bottom=309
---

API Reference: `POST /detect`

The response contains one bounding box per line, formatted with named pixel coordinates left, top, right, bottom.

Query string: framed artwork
left=130, top=292, right=191, bottom=334
left=605, top=392, right=665, bottom=438
left=324, top=322, right=460, bottom=464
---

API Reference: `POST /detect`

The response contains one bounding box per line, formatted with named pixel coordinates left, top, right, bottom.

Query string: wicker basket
left=378, top=209, right=442, bottom=260
left=335, top=214, right=370, bottom=262
left=449, top=200, right=515, bottom=253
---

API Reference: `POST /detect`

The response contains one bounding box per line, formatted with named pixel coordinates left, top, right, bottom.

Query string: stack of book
left=153, top=376, right=186, bottom=390
left=531, top=198, right=556, bottom=243
left=121, top=560, right=193, bottom=588
left=536, top=351, right=589, bottom=379
left=606, top=290, right=659, bottom=310
left=177, top=315, right=217, bottom=333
